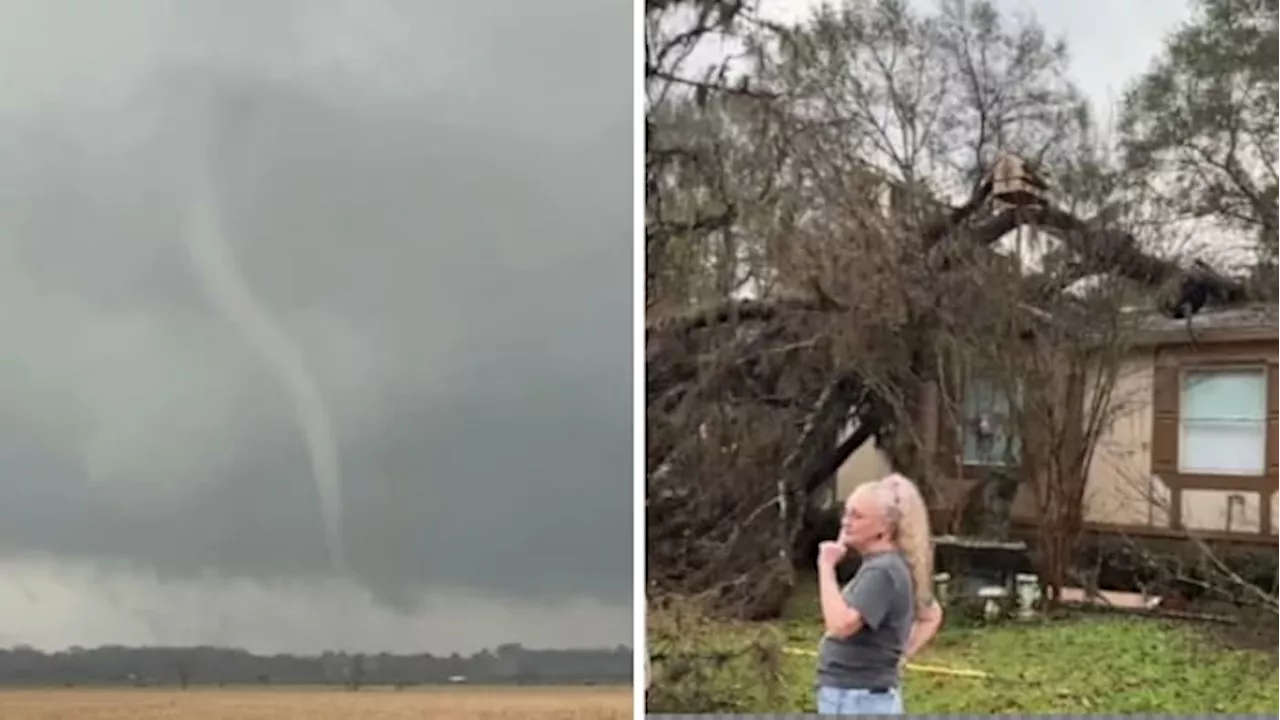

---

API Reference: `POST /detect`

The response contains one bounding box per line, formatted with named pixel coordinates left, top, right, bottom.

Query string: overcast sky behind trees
left=757, top=0, right=1194, bottom=123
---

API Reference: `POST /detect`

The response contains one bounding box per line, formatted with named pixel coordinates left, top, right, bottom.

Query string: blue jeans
left=816, top=686, right=904, bottom=715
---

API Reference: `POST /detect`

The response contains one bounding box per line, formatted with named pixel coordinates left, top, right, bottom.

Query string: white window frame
left=1177, top=366, right=1268, bottom=476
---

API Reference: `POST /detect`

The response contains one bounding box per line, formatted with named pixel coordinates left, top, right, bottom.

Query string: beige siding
left=1084, top=353, right=1168, bottom=527
left=834, top=440, right=893, bottom=501
left=1271, top=492, right=1278, bottom=535
left=1181, top=489, right=1263, bottom=533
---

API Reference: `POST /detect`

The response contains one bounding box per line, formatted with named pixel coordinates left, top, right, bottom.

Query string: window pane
left=963, top=431, right=1020, bottom=465
left=965, top=377, right=1009, bottom=416
left=1181, top=370, right=1266, bottom=422
left=963, top=374, right=1019, bottom=466
left=1180, top=420, right=1266, bottom=475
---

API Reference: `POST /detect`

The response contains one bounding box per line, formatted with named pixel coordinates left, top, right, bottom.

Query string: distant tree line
left=0, top=643, right=632, bottom=689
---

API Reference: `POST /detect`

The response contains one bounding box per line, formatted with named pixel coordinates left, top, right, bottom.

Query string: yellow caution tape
left=782, top=646, right=990, bottom=679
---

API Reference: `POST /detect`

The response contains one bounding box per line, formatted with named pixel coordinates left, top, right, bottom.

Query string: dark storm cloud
left=0, top=0, right=632, bottom=651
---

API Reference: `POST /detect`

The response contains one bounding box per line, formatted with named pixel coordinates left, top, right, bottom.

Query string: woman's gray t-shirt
left=815, top=550, right=914, bottom=690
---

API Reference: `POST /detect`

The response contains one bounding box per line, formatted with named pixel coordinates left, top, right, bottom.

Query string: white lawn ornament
left=977, top=585, right=1008, bottom=621
left=1014, top=573, right=1041, bottom=618
left=933, top=572, right=952, bottom=607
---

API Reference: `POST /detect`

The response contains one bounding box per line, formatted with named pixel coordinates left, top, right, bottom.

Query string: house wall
left=829, top=330, right=1278, bottom=544
left=1084, top=352, right=1171, bottom=528
left=834, top=439, right=893, bottom=501
left=1068, top=337, right=1275, bottom=541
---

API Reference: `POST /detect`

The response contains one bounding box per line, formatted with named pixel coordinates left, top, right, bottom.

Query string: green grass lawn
left=648, top=578, right=1278, bottom=714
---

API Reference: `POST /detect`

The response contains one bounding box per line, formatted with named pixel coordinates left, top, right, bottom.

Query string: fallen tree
left=646, top=152, right=1265, bottom=619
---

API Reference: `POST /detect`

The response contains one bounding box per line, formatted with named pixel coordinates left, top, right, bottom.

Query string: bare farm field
left=0, top=685, right=633, bottom=719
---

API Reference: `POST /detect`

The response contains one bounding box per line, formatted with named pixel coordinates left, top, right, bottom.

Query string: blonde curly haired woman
left=813, top=473, right=944, bottom=715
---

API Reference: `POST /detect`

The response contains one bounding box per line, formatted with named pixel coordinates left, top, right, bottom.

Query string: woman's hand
left=817, top=541, right=847, bottom=569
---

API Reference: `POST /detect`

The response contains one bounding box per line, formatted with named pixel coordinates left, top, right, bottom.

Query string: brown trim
left=1169, top=474, right=1275, bottom=492
left=1130, top=325, right=1277, bottom=348
left=1259, top=484, right=1269, bottom=535
left=925, top=510, right=1277, bottom=548
left=1266, top=361, right=1277, bottom=537
left=1150, top=355, right=1180, bottom=527
left=1156, top=337, right=1278, bottom=363
left=1072, top=520, right=1276, bottom=547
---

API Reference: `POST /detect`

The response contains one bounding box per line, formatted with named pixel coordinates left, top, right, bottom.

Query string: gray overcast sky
left=0, top=0, right=632, bottom=655
left=759, top=0, right=1194, bottom=123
